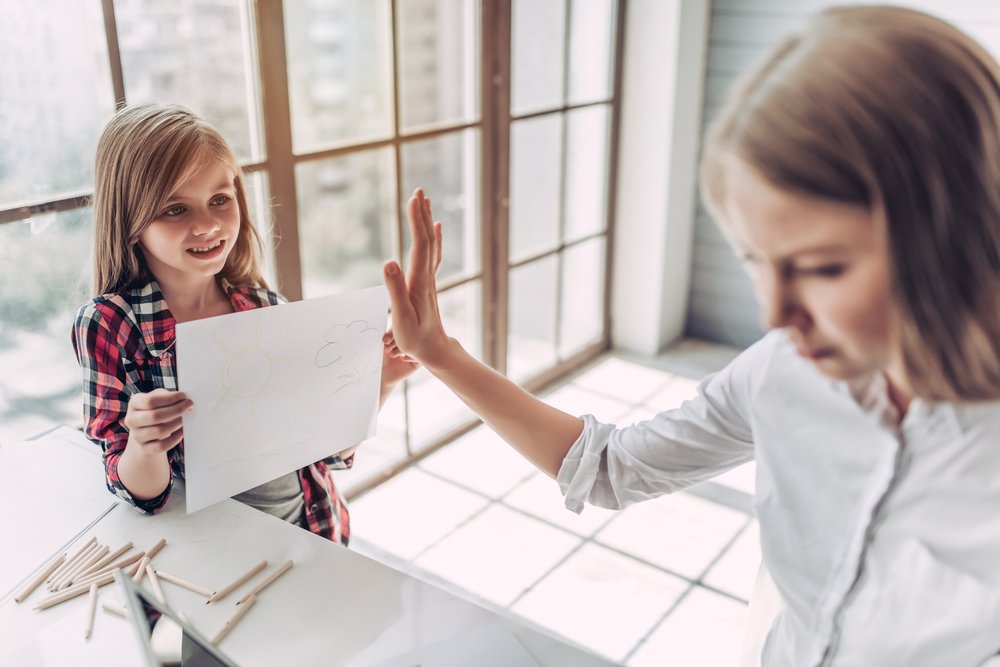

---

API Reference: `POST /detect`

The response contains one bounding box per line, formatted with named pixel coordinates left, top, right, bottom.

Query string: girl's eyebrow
left=164, top=181, right=236, bottom=201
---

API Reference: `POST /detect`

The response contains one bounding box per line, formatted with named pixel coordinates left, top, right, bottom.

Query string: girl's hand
left=382, top=188, right=453, bottom=369
left=123, top=388, right=193, bottom=455
left=381, top=328, right=419, bottom=386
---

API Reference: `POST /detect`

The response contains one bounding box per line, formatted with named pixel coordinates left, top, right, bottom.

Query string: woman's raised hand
left=382, top=188, right=453, bottom=369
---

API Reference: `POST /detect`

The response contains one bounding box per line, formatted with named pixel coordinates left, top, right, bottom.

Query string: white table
left=0, top=427, right=613, bottom=666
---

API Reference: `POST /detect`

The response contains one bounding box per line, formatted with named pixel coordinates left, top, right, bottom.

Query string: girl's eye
left=163, top=205, right=186, bottom=217
left=211, top=194, right=232, bottom=206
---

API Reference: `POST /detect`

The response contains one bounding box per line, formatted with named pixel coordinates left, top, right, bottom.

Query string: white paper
left=176, top=286, right=388, bottom=513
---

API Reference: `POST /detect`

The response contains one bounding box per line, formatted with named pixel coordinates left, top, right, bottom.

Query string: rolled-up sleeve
left=557, top=333, right=778, bottom=513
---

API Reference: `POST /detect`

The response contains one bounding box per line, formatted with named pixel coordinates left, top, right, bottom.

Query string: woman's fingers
left=383, top=261, right=417, bottom=331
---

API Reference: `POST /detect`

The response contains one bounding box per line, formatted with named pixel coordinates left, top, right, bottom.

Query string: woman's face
left=721, top=160, right=896, bottom=382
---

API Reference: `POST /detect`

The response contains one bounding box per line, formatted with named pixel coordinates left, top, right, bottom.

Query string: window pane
left=116, top=0, right=259, bottom=161
left=297, top=148, right=397, bottom=298
left=405, top=282, right=480, bottom=447
left=563, top=105, right=609, bottom=242
left=401, top=130, right=480, bottom=282
left=511, top=0, right=565, bottom=116
left=397, top=0, right=480, bottom=132
left=508, top=256, right=558, bottom=383
left=242, top=170, right=277, bottom=288
left=284, top=0, right=393, bottom=152
left=568, top=0, right=616, bottom=104
left=559, top=237, right=606, bottom=358
left=336, top=387, right=407, bottom=495
left=0, top=210, right=93, bottom=441
left=509, top=114, right=562, bottom=262
left=0, top=4, right=114, bottom=204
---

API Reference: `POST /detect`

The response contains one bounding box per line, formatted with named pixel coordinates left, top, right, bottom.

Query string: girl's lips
left=186, top=240, right=226, bottom=260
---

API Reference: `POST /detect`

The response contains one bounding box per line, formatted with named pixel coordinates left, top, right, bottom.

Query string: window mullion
left=100, top=0, right=127, bottom=109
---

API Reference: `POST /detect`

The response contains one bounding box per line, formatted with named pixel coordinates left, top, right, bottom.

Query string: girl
left=72, top=104, right=417, bottom=546
left=383, top=6, right=1000, bottom=666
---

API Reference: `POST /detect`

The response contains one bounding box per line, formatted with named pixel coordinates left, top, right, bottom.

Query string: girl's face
left=721, top=160, right=896, bottom=382
left=138, top=158, right=240, bottom=286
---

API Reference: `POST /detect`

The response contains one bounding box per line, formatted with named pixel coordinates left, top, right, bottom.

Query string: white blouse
left=558, top=330, right=1000, bottom=667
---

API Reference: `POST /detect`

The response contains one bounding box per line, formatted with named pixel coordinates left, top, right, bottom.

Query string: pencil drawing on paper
left=333, top=365, right=378, bottom=394
left=314, top=320, right=380, bottom=369
left=208, top=317, right=300, bottom=428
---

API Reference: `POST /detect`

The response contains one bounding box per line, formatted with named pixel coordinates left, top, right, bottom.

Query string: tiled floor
left=345, top=339, right=762, bottom=666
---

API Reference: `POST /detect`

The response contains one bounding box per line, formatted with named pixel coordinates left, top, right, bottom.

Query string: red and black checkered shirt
left=71, top=278, right=351, bottom=545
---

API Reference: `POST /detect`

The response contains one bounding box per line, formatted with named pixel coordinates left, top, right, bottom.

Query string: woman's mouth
left=187, top=240, right=226, bottom=260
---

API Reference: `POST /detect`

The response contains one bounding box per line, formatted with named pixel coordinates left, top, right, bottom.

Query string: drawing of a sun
left=209, top=319, right=300, bottom=428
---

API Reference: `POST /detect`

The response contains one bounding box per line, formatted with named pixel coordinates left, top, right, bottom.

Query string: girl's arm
left=382, top=190, right=583, bottom=477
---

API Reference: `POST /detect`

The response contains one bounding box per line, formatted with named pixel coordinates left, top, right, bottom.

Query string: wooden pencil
left=101, top=601, right=128, bottom=619
left=50, top=541, right=100, bottom=590
left=237, top=560, right=293, bottom=605
left=83, top=583, right=98, bottom=640
left=206, top=559, right=267, bottom=605
left=75, top=551, right=145, bottom=588
left=145, top=538, right=167, bottom=559
left=61, top=545, right=109, bottom=590
left=48, top=537, right=95, bottom=583
left=132, top=555, right=151, bottom=583
left=211, top=594, right=256, bottom=645
left=34, top=569, right=119, bottom=611
left=154, top=569, right=214, bottom=598
left=14, top=553, right=65, bottom=603
left=77, top=541, right=132, bottom=581
left=146, top=564, right=167, bottom=606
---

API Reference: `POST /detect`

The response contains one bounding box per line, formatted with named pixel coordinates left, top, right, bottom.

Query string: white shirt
left=557, top=330, right=1000, bottom=667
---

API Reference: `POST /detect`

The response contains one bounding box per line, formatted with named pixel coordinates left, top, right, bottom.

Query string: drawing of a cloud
left=315, top=320, right=380, bottom=368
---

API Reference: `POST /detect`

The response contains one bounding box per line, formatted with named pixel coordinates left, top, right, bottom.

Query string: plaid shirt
left=71, top=278, right=351, bottom=545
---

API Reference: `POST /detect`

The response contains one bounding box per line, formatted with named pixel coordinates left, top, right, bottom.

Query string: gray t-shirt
left=232, top=470, right=305, bottom=527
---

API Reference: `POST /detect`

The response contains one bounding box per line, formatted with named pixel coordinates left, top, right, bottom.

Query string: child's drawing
left=176, top=286, right=389, bottom=514
left=314, top=320, right=380, bottom=368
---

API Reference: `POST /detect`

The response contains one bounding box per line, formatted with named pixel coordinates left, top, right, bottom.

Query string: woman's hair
left=701, top=5, right=1000, bottom=401
left=92, top=103, right=268, bottom=295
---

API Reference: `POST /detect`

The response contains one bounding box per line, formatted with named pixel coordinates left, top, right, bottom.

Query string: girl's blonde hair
left=92, top=104, right=268, bottom=295
left=701, top=5, right=1000, bottom=401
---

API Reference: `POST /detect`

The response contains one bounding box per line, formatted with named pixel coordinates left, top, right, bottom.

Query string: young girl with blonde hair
left=384, top=6, right=1000, bottom=664
left=73, top=104, right=416, bottom=545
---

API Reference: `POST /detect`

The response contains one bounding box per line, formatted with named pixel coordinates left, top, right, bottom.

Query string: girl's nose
left=191, top=213, right=221, bottom=236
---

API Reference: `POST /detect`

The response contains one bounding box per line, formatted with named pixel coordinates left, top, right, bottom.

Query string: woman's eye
left=801, top=265, right=845, bottom=277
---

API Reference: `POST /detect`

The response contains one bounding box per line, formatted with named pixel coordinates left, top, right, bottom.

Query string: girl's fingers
left=133, top=416, right=185, bottom=443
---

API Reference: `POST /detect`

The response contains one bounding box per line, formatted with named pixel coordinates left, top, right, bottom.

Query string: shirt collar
left=126, top=277, right=240, bottom=358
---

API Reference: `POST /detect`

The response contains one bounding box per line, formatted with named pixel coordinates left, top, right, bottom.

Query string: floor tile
left=540, top=384, right=632, bottom=423
left=627, top=586, right=749, bottom=667
left=595, top=492, right=748, bottom=579
left=570, top=358, right=673, bottom=403
left=502, top=472, right=618, bottom=537
left=703, top=521, right=761, bottom=602
left=643, top=376, right=701, bottom=411
left=414, top=504, right=581, bottom=607
left=350, top=468, right=489, bottom=560
left=419, top=425, right=537, bottom=499
left=511, top=542, right=689, bottom=663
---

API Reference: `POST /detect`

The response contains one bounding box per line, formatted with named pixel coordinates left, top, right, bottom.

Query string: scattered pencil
left=33, top=569, right=119, bottom=611
left=155, top=569, right=214, bottom=598
left=84, top=583, right=98, bottom=640
left=146, top=565, right=167, bottom=606
left=237, top=560, right=293, bottom=605
left=48, top=537, right=95, bottom=584
left=207, top=560, right=267, bottom=605
left=51, top=541, right=100, bottom=591
left=62, top=545, right=108, bottom=590
left=14, top=553, right=65, bottom=603
left=145, top=538, right=167, bottom=560
left=132, top=555, right=151, bottom=583
left=101, top=601, right=128, bottom=619
left=78, top=541, right=132, bottom=581
left=211, top=594, right=256, bottom=645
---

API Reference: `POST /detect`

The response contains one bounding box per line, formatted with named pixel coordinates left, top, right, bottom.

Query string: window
left=0, top=0, right=623, bottom=491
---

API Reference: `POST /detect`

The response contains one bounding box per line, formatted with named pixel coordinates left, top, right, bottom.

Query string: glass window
left=0, top=209, right=94, bottom=441
left=115, top=0, right=260, bottom=161
left=567, top=0, right=616, bottom=104
left=400, top=130, right=480, bottom=282
left=509, top=115, right=562, bottom=262
left=0, top=3, right=114, bottom=204
left=511, top=0, right=566, bottom=116
left=284, top=0, right=393, bottom=152
left=397, top=0, right=480, bottom=132
left=563, top=105, right=610, bottom=242
left=559, top=237, right=605, bottom=358
left=296, top=148, right=397, bottom=299
left=507, top=256, right=558, bottom=383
